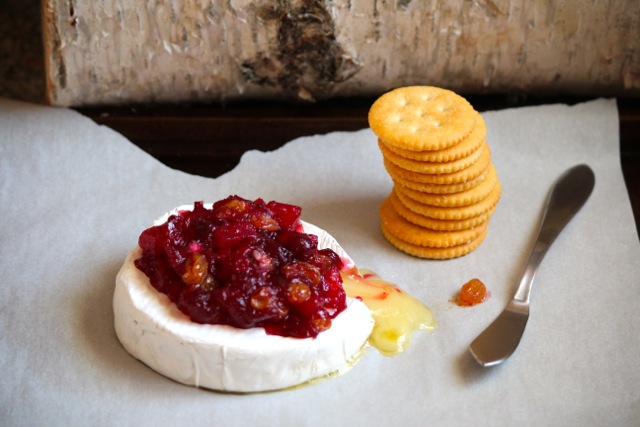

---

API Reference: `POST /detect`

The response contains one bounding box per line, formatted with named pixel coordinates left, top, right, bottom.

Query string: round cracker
left=379, top=198, right=488, bottom=248
left=394, top=178, right=501, bottom=220
left=381, top=222, right=488, bottom=260
left=397, top=164, right=498, bottom=207
left=380, top=141, right=486, bottom=175
left=392, top=167, right=489, bottom=194
left=388, top=191, right=497, bottom=231
left=384, top=144, right=492, bottom=185
left=378, top=112, right=486, bottom=162
left=368, top=86, right=477, bottom=151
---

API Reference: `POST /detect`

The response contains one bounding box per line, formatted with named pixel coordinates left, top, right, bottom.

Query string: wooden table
left=77, top=95, right=640, bottom=239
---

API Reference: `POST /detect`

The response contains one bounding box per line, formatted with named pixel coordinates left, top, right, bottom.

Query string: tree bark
left=43, top=0, right=640, bottom=106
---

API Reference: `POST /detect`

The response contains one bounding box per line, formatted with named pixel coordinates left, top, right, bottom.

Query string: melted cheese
left=341, top=269, right=436, bottom=356
left=302, top=222, right=437, bottom=357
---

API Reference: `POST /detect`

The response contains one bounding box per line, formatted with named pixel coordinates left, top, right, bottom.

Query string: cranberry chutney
left=134, top=196, right=347, bottom=339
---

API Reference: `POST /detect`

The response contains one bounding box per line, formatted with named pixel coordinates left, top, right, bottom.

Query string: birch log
left=43, top=0, right=640, bottom=106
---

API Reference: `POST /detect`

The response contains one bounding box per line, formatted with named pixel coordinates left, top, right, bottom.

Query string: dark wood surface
left=77, top=95, right=640, bottom=240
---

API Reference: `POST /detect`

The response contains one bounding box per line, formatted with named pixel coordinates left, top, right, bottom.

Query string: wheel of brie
left=113, top=197, right=374, bottom=393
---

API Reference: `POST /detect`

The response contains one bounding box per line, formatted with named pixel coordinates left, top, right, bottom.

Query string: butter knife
left=469, top=164, right=596, bottom=367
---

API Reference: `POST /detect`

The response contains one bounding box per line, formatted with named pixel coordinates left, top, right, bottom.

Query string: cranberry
left=266, top=200, right=302, bottom=230
left=177, top=285, right=223, bottom=324
left=134, top=196, right=347, bottom=338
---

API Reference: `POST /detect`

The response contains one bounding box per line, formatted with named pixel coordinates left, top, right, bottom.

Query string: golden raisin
left=287, top=282, right=311, bottom=304
left=181, top=252, right=208, bottom=286
left=311, top=317, right=332, bottom=333
left=250, top=287, right=275, bottom=311
left=252, top=249, right=275, bottom=271
left=224, top=199, right=248, bottom=212
left=457, top=278, right=488, bottom=306
left=250, top=214, right=280, bottom=231
left=282, top=262, right=322, bottom=285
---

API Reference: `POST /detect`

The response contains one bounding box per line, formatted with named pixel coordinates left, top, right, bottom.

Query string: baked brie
left=113, top=208, right=374, bottom=393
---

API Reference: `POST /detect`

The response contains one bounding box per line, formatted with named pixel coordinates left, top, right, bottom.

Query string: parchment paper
left=1, top=98, right=639, bottom=426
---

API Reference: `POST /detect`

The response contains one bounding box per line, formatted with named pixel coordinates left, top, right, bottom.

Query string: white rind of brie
left=113, top=209, right=374, bottom=393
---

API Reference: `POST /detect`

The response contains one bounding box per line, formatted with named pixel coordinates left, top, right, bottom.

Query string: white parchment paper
left=1, top=98, right=639, bottom=426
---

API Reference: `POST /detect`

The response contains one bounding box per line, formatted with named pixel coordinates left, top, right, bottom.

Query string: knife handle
left=513, top=165, right=595, bottom=304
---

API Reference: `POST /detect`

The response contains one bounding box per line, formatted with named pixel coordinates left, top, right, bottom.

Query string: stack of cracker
left=368, top=86, right=501, bottom=259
